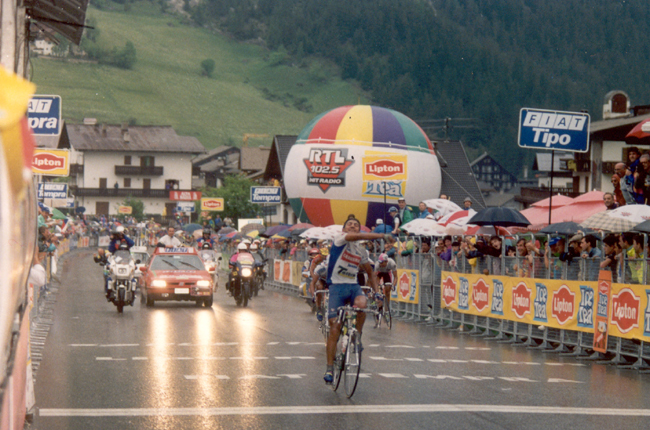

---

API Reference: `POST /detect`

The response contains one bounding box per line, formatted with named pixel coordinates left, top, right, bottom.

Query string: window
left=124, top=178, right=131, bottom=188
left=99, top=178, right=107, bottom=188
left=165, top=179, right=179, bottom=190
left=124, top=155, right=131, bottom=165
left=140, top=156, right=155, bottom=167
left=143, top=179, right=151, bottom=189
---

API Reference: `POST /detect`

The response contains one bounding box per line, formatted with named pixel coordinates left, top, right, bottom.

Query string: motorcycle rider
left=108, top=226, right=134, bottom=253
left=197, top=228, right=215, bottom=248
left=227, top=243, right=252, bottom=294
left=250, top=243, right=267, bottom=291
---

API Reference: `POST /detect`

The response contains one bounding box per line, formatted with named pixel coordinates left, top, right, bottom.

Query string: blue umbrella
left=182, top=223, right=203, bottom=233
left=262, top=224, right=293, bottom=237
left=373, top=224, right=392, bottom=234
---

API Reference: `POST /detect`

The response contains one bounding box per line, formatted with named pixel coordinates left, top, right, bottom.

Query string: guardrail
left=262, top=241, right=650, bottom=372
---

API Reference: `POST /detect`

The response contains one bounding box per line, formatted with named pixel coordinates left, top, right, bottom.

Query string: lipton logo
left=611, top=288, right=640, bottom=334
left=552, top=285, right=575, bottom=325
left=304, top=148, right=354, bottom=192
left=33, top=153, right=65, bottom=171
left=204, top=200, right=221, bottom=209
left=442, top=276, right=456, bottom=307
left=511, top=282, right=531, bottom=319
left=364, top=159, right=405, bottom=178
left=598, top=280, right=609, bottom=295
left=399, top=272, right=410, bottom=299
left=472, top=278, right=489, bottom=312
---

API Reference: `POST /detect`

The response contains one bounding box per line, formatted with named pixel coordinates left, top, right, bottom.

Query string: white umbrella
left=400, top=218, right=448, bottom=236
left=300, top=226, right=341, bottom=240
left=437, top=209, right=477, bottom=227
left=422, top=199, right=462, bottom=218
left=607, top=205, right=650, bottom=224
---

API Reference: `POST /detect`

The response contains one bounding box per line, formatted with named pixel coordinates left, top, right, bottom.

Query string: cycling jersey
left=376, top=258, right=396, bottom=273
left=326, top=234, right=369, bottom=285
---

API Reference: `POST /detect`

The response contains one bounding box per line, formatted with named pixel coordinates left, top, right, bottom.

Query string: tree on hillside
left=200, top=59, right=215, bottom=77
left=198, top=175, right=260, bottom=225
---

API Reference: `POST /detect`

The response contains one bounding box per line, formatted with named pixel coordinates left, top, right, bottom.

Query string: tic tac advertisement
left=391, top=269, right=419, bottom=304
left=441, top=271, right=650, bottom=342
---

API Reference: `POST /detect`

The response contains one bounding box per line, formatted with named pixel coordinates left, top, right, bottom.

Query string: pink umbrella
left=531, top=194, right=574, bottom=208
left=572, top=190, right=605, bottom=203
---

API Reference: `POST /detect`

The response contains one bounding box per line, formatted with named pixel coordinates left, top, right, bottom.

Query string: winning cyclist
left=374, top=253, right=397, bottom=310
left=324, top=215, right=394, bottom=385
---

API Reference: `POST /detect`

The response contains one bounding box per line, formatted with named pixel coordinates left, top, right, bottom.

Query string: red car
left=140, top=247, right=214, bottom=307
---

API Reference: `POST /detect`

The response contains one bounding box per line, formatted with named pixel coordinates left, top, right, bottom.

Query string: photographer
left=108, top=226, right=134, bottom=253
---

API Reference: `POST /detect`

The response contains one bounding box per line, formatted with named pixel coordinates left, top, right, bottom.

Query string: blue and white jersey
left=327, top=234, right=369, bottom=285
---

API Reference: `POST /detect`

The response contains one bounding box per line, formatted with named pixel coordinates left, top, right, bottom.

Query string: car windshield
left=113, top=250, right=133, bottom=263
left=150, top=255, right=205, bottom=271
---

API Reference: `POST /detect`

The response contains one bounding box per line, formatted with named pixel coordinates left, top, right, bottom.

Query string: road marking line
left=277, top=374, right=307, bottom=379
left=448, top=360, right=469, bottom=363
left=404, top=358, right=424, bottom=362
left=286, top=342, right=302, bottom=345
left=463, top=376, right=495, bottom=381
left=471, top=360, right=498, bottom=364
left=548, top=378, right=583, bottom=384
left=369, top=357, right=403, bottom=361
left=132, top=357, right=148, bottom=361
left=358, top=373, right=372, bottom=378
left=435, top=346, right=459, bottom=350
left=378, top=373, right=408, bottom=378
left=215, top=375, right=230, bottom=380
left=427, top=359, right=447, bottom=363
left=266, top=342, right=280, bottom=345
left=69, top=344, right=98, bottom=347
left=40, top=404, right=650, bottom=417
left=184, top=375, right=198, bottom=380
left=99, top=344, right=139, bottom=347
left=499, top=377, right=538, bottom=382
left=239, top=375, right=281, bottom=380
left=414, top=375, right=463, bottom=380
left=386, top=345, right=415, bottom=349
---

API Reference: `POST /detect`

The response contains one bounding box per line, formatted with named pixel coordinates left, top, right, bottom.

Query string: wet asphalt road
left=33, top=250, right=650, bottom=429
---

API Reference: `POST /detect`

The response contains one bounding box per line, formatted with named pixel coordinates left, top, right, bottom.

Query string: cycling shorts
left=377, top=272, right=393, bottom=285
left=328, top=283, right=364, bottom=320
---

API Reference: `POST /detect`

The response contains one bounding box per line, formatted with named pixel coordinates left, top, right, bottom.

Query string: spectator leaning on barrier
left=544, top=237, right=565, bottom=279
left=620, top=233, right=636, bottom=283
left=603, top=192, right=618, bottom=210
left=600, top=235, right=619, bottom=273
left=628, top=234, right=645, bottom=284
left=464, top=235, right=502, bottom=276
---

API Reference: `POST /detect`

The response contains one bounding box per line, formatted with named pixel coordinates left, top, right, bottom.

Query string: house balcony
left=114, top=165, right=164, bottom=176
left=71, top=187, right=188, bottom=199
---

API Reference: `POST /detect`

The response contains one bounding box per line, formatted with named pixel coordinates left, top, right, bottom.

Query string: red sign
left=170, top=191, right=201, bottom=201
left=364, top=159, right=405, bottom=178
left=33, top=152, right=65, bottom=171
left=398, top=272, right=410, bottom=299
left=552, top=285, right=575, bottom=325
left=593, top=271, right=611, bottom=353
left=303, top=148, right=354, bottom=192
left=471, top=278, right=489, bottom=312
left=511, top=282, right=532, bottom=318
left=442, top=276, right=457, bottom=307
left=611, top=288, right=640, bottom=334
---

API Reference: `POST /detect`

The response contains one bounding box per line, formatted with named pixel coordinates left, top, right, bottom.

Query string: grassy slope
left=30, top=1, right=369, bottom=149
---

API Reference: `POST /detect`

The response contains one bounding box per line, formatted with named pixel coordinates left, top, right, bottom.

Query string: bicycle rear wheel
left=384, top=307, right=392, bottom=330
left=344, top=330, right=361, bottom=398
left=332, top=338, right=344, bottom=391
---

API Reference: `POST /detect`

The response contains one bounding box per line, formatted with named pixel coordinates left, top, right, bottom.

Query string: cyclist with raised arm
left=374, top=253, right=397, bottom=309
left=323, top=215, right=394, bottom=385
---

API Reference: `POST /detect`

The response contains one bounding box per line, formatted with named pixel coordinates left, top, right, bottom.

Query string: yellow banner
left=441, top=271, right=650, bottom=342
left=32, top=148, right=69, bottom=176
left=392, top=269, right=419, bottom=304
left=200, top=198, right=224, bottom=211
left=118, top=205, right=132, bottom=214
left=362, top=155, right=407, bottom=181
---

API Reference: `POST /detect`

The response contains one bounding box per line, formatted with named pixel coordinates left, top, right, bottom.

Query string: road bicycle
left=331, top=305, right=365, bottom=398
left=374, top=282, right=393, bottom=330
left=315, top=289, right=329, bottom=341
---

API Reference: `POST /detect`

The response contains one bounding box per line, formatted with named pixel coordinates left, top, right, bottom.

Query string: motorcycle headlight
left=241, top=268, right=253, bottom=277
left=152, top=280, right=167, bottom=288
left=118, top=268, right=127, bottom=275
left=197, top=280, right=211, bottom=287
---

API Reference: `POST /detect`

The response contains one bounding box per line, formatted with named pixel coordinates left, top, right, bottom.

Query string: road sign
left=200, top=198, right=224, bottom=212
left=169, top=190, right=201, bottom=201
left=518, top=108, right=590, bottom=153
left=27, top=95, right=62, bottom=135
left=250, top=186, right=281, bottom=204
left=176, top=201, right=195, bottom=213
left=37, top=183, right=67, bottom=199
left=32, top=149, right=70, bottom=176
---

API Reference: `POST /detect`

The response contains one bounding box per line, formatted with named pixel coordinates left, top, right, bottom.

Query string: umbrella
left=538, top=222, right=596, bottom=236
left=182, top=223, right=203, bottom=233
left=262, top=224, right=293, bottom=237
left=572, top=191, right=605, bottom=204
left=288, top=223, right=314, bottom=231
left=422, top=199, right=462, bottom=218
left=241, top=223, right=265, bottom=235
left=400, top=218, right=448, bottom=236
left=272, top=228, right=291, bottom=238
left=468, top=207, right=531, bottom=228
left=300, top=227, right=328, bottom=239
left=633, top=219, right=650, bottom=234
left=290, top=228, right=308, bottom=237
left=219, top=226, right=236, bottom=235
left=580, top=212, right=637, bottom=232
left=607, top=205, right=650, bottom=224
left=372, top=224, right=392, bottom=234
left=226, top=231, right=242, bottom=239
left=625, top=118, right=650, bottom=146
left=247, top=230, right=260, bottom=238
left=192, top=230, right=203, bottom=239
left=437, top=209, right=476, bottom=227
left=465, top=225, right=513, bottom=236
left=51, top=208, right=67, bottom=220
left=531, top=194, right=575, bottom=208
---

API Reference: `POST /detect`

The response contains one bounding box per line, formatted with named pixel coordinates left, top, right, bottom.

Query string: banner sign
left=28, top=95, right=62, bottom=135
left=118, top=206, right=132, bottom=214
left=442, top=271, right=650, bottom=342
left=200, top=198, right=224, bottom=211
left=169, top=191, right=201, bottom=201
left=32, top=149, right=69, bottom=176
left=391, top=269, right=419, bottom=304
left=518, top=108, right=590, bottom=153
left=250, top=187, right=282, bottom=204
left=175, top=202, right=195, bottom=213
left=593, top=271, right=612, bottom=353
left=37, top=183, right=67, bottom=199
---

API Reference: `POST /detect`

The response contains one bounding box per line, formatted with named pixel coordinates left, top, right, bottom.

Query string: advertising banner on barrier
left=441, top=271, right=650, bottom=342
left=282, top=261, right=292, bottom=284
left=291, top=262, right=303, bottom=287
left=593, top=271, right=612, bottom=353
left=392, top=269, right=419, bottom=304
left=273, top=260, right=283, bottom=282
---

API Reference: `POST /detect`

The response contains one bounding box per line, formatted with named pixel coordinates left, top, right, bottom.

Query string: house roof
left=64, top=124, right=206, bottom=154
left=434, top=140, right=486, bottom=210
left=483, top=192, right=516, bottom=208
left=192, top=146, right=240, bottom=166
left=263, top=135, right=298, bottom=181
left=533, top=152, right=574, bottom=172
left=35, top=121, right=69, bottom=148
left=590, top=113, right=650, bottom=141
left=240, top=146, right=272, bottom=172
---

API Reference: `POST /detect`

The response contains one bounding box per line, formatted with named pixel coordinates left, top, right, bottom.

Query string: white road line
left=98, top=344, right=139, bottom=347
left=69, top=344, right=98, bottom=347
left=277, top=374, right=307, bottom=379
left=183, top=375, right=198, bottom=380
left=414, top=374, right=463, bottom=380
left=266, top=342, right=280, bottom=345
left=239, top=375, right=281, bottom=380
left=369, top=357, right=403, bottom=361
left=435, top=346, right=459, bottom=350
left=132, top=357, right=148, bottom=361
left=471, top=360, right=499, bottom=364
left=378, top=373, right=408, bottom=378
left=386, top=345, right=415, bottom=349
left=548, top=378, right=583, bottom=384
left=404, top=358, right=424, bottom=362
left=95, top=357, right=127, bottom=361
left=41, top=404, right=650, bottom=417
left=499, top=377, right=537, bottom=382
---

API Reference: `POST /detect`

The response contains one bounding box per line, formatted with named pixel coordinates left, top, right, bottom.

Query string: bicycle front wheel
left=332, top=337, right=344, bottom=391
left=344, top=330, right=361, bottom=398
left=384, top=308, right=392, bottom=330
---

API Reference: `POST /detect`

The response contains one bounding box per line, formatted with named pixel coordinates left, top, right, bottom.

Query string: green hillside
left=30, top=1, right=369, bottom=149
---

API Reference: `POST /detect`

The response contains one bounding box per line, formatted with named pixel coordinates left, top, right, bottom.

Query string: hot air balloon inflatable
left=284, top=105, right=442, bottom=227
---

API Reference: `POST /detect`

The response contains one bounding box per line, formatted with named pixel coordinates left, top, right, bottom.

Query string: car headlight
left=197, top=280, right=211, bottom=287
left=152, top=280, right=167, bottom=288
left=241, top=268, right=253, bottom=277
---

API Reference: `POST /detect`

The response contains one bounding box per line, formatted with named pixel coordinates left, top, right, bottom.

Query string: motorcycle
left=199, top=249, right=222, bottom=289
left=228, top=253, right=255, bottom=307
left=251, top=256, right=267, bottom=297
left=106, top=245, right=137, bottom=313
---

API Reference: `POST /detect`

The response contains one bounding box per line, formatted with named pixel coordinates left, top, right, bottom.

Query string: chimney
left=101, top=124, right=107, bottom=137
left=121, top=123, right=130, bottom=143
left=83, top=118, right=97, bottom=125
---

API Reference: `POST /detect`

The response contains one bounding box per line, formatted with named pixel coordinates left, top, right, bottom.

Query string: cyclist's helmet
left=378, top=253, right=388, bottom=263
left=237, top=243, right=248, bottom=251
left=308, top=248, right=320, bottom=256
left=250, top=244, right=259, bottom=251
left=320, top=247, right=329, bottom=256
left=242, top=239, right=251, bottom=245
left=116, top=226, right=125, bottom=234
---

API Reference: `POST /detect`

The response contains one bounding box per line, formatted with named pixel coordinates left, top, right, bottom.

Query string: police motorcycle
left=227, top=243, right=255, bottom=307
left=106, top=243, right=138, bottom=313
left=249, top=244, right=267, bottom=297
left=198, top=243, right=222, bottom=289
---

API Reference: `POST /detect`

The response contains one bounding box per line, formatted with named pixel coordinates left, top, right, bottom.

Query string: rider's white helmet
left=237, top=243, right=248, bottom=251
left=250, top=244, right=259, bottom=251
left=116, top=226, right=125, bottom=233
